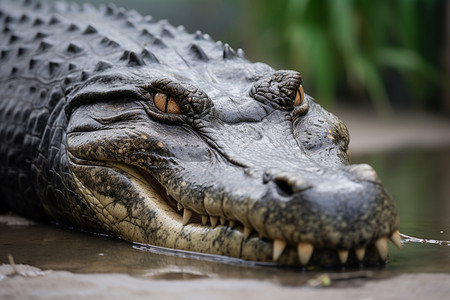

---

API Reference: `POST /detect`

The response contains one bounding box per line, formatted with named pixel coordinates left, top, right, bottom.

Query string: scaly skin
left=0, top=0, right=400, bottom=267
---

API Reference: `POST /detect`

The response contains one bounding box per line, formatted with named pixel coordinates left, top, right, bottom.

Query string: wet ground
left=1, top=110, right=450, bottom=299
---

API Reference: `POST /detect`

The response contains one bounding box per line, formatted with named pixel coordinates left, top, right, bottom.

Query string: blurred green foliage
left=245, top=0, right=443, bottom=114
left=52, top=0, right=446, bottom=113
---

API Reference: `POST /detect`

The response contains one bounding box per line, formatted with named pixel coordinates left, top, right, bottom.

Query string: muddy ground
left=1, top=264, right=449, bottom=300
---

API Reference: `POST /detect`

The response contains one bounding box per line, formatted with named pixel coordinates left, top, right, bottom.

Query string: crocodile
left=0, top=0, right=401, bottom=267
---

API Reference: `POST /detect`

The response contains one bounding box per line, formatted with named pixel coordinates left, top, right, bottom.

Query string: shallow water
left=0, top=147, right=449, bottom=285
left=352, top=147, right=450, bottom=274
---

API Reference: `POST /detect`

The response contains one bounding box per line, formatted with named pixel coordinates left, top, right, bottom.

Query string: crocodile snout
left=247, top=164, right=400, bottom=264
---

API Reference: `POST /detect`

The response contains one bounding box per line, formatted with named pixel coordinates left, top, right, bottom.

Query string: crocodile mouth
left=68, top=149, right=402, bottom=267
left=132, top=165, right=403, bottom=267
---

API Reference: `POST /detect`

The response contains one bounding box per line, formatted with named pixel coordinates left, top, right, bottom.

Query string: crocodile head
left=62, top=8, right=400, bottom=267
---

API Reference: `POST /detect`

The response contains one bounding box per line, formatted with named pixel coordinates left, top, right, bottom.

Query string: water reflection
left=0, top=148, right=449, bottom=285
left=0, top=222, right=320, bottom=285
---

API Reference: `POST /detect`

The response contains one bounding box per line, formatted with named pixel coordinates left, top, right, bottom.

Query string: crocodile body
left=0, top=0, right=400, bottom=266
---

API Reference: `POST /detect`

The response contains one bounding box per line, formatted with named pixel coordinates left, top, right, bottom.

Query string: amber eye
left=294, top=85, right=304, bottom=106
left=154, top=92, right=181, bottom=114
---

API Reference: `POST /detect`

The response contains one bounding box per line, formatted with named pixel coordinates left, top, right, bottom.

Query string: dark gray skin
left=0, top=0, right=400, bottom=267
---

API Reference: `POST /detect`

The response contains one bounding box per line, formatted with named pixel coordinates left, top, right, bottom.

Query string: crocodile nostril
left=274, top=177, right=294, bottom=197
left=263, top=170, right=312, bottom=197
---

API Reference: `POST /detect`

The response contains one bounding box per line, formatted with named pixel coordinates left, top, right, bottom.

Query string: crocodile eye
left=154, top=92, right=181, bottom=114
left=294, top=85, right=304, bottom=106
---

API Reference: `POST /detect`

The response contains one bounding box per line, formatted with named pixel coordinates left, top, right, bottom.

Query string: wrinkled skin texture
left=0, top=0, right=399, bottom=266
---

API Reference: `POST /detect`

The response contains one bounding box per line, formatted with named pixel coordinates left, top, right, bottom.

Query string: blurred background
left=67, top=0, right=449, bottom=116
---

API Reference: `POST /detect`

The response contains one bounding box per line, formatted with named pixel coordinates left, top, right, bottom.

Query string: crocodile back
left=0, top=0, right=234, bottom=221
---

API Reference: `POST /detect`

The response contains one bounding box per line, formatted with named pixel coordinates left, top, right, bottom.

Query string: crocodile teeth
left=338, top=250, right=349, bottom=264
left=177, top=202, right=182, bottom=211
left=243, top=226, right=252, bottom=239
left=229, top=220, right=235, bottom=228
left=390, top=230, right=402, bottom=250
left=355, top=247, right=366, bottom=261
left=375, top=236, right=389, bottom=261
left=182, top=209, right=192, bottom=226
left=220, top=217, right=226, bottom=225
left=210, top=216, right=218, bottom=228
left=201, top=215, right=208, bottom=226
left=272, top=239, right=287, bottom=261
left=297, top=242, right=314, bottom=265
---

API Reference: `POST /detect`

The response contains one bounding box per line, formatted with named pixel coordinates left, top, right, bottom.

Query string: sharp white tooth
left=229, top=220, right=235, bottom=228
left=272, top=239, right=287, bottom=261
left=244, top=226, right=252, bottom=239
left=390, top=230, right=402, bottom=250
left=220, top=217, right=226, bottom=225
left=338, top=250, right=349, bottom=264
left=210, top=216, right=218, bottom=228
left=375, top=236, right=388, bottom=261
left=182, top=209, right=192, bottom=226
left=355, top=247, right=366, bottom=261
left=297, top=242, right=314, bottom=266
left=177, top=202, right=182, bottom=211
left=201, top=215, right=208, bottom=226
